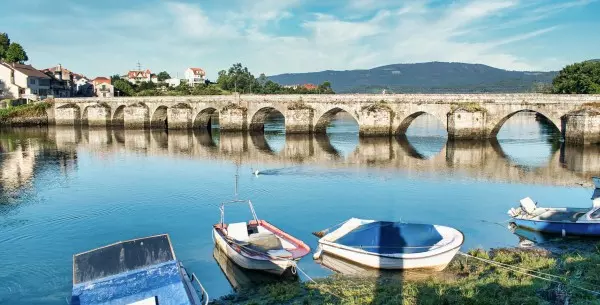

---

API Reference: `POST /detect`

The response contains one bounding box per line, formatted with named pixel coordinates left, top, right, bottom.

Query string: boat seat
left=227, top=222, right=249, bottom=242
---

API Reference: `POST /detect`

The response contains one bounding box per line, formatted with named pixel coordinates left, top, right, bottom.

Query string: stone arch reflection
left=314, top=108, right=359, bottom=159
left=396, top=134, right=445, bottom=160
left=494, top=111, right=561, bottom=168
left=397, top=111, right=447, bottom=137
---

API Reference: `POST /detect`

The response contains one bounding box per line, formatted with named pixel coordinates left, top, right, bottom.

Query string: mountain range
left=268, top=62, right=558, bottom=93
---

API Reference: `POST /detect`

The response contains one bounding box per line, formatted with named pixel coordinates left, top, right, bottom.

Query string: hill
left=268, top=62, right=557, bottom=93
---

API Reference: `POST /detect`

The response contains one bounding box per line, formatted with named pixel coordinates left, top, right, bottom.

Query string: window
left=29, top=78, right=36, bottom=85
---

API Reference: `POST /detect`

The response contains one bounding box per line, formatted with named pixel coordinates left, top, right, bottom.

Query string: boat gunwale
left=213, top=220, right=310, bottom=261
left=318, top=221, right=465, bottom=260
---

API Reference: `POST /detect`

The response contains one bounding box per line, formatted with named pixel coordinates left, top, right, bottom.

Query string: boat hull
left=319, top=243, right=461, bottom=271
left=212, top=229, right=295, bottom=276
left=513, top=218, right=600, bottom=236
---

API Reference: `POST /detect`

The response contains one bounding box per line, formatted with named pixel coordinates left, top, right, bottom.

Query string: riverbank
left=210, top=246, right=600, bottom=305
left=0, top=102, right=50, bottom=126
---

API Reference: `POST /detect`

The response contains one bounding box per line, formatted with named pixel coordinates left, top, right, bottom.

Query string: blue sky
left=1, top=0, right=598, bottom=79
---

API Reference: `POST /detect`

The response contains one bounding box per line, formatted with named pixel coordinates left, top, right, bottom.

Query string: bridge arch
left=249, top=107, right=286, bottom=132
left=150, top=106, right=168, bottom=129
left=314, top=107, right=359, bottom=133
left=112, top=105, right=126, bottom=127
left=193, top=107, right=218, bottom=130
left=396, top=111, right=447, bottom=136
left=489, top=109, right=561, bottom=137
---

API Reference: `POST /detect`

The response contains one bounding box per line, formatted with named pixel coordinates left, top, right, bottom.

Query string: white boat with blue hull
left=313, top=218, right=464, bottom=271
left=508, top=177, right=600, bottom=237
left=70, top=234, right=208, bottom=305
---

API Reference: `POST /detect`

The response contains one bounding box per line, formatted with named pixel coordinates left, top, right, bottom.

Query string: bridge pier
left=447, top=110, right=487, bottom=139
left=359, top=106, right=392, bottom=136
left=124, top=104, right=149, bottom=129
left=167, top=105, right=192, bottom=130
left=563, top=109, right=600, bottom=145
left=220, top=107, right=247, bottom=132
left=55, top=104, right=81, bottom=126
left=286, top=108, right=314, bottom=133
left=85, top=104, right=111, bottom=127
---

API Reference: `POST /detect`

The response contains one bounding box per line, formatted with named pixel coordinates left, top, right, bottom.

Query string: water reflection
left=1, top=126, right=599, bottom=203
left=213, top=246, right=294, bottom=291
left=497, top=112, right=561, bottom=168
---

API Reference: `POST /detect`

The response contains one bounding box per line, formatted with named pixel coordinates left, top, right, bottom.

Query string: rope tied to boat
left=458, top=252, right=600, bottom=296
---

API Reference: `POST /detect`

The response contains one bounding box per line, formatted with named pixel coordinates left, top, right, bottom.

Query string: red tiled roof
left=93, top=77, right=111, bottom=85
left=303, top=84, right=318, bottom=90
left=188, top=67, right=205, bottom=75
left=127, top=70, right=152, bottom=78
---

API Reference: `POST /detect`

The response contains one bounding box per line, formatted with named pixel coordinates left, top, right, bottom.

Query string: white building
left=124, top=69, right=158, bottom=84
left=75, top=77, right=93, bottom=97
left=165, top=78, right=181, bottom=87
left=184, top=68, right=206, bottom=86
left=0, top=62, right=51, bottom=100
left=92, top=77, right=114, bottom=98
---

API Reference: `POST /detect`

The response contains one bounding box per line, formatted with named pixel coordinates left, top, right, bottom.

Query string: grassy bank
left=210, top=247, right=600, bottom=305
left=0, top=102, right=51, bottom=124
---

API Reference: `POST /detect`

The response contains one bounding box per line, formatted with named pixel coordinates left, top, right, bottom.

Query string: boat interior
left=214, top=220, right=310, bottom=259
left=527, top=208, right=590, bottom=222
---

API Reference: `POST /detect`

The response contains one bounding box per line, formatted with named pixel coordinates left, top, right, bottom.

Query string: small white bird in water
left=251, top=168, right=260, bottom=176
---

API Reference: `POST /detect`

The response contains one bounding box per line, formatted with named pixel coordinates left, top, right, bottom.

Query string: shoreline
left=210, top=245, right=600, bottom=304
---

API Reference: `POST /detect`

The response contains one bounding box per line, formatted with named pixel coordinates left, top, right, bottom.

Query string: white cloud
left=6, top=0, right=597, bottom=77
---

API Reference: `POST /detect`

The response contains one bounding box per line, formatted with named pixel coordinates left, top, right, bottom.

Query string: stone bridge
left=45, top=126, right=600, bottom=187
left=52, top=94, right=600, bottom=144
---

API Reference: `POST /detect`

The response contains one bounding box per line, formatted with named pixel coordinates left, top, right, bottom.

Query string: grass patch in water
left=210, top=247, right=600, bottom=305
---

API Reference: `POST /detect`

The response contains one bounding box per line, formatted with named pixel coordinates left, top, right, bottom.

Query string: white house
left=124, top=69, right=158, bottom=84
left=184, top=68, right=206, bottom=86
left=165, top=78, right=181, bottom=87
left=75, top=77, right=93, bottom=97
left=0, top=62, right=51, bottom=100
left=92, top=77, right=114, bottom=98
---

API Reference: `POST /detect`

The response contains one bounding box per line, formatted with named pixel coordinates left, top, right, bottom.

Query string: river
left=0, top=111, right=599, bottom=304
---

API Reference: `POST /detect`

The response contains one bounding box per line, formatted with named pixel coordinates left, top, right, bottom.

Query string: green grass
left=210, top=247, right=600, bottom=305
left=0, top=102, right=51, bottom=120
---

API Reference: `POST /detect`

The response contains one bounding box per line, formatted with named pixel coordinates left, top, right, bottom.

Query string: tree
left=257, top=73, right=268, bottom=86
left=216, top=63, right=260, bottom=93
left=113, top=79, right=135, bottom=96
left=110, top=74, right=121, bottom=83
left=318, top=81, right=334, bottom=94
left=0, top=33, right=10, bottom=59
left=552, top=61, right=600, bottom=94
left=4, top=43, right=28, bottom=64
left=157, top=71, right=171, bottom=81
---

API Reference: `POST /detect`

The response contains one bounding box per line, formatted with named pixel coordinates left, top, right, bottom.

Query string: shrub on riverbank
left=0, top=101, right=51, bottom=120
left=210, top=247, right=600, bottom=305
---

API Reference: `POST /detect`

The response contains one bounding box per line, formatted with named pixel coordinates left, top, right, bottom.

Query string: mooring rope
left=459, top=252, right=600, bottom=296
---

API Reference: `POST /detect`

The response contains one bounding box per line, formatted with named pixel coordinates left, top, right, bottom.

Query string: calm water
left=1, top=112, right=599, bottom=304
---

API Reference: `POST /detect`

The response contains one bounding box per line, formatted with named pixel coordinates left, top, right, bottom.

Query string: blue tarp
left=334, top=222, right=444, bottom=254
left=71, top=261, right=193, bottom=305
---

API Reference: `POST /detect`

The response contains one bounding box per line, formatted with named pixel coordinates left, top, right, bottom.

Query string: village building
left=184, top=68, right=206, bottom=86
left=0, top=62, right=51, bottom=100
left=92, top=77, right=114, bottom=98
left=123, top=69, right=158, bottom=84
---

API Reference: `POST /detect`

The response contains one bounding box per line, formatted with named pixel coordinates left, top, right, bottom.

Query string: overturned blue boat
left=70, top=234, right=208, bottom=305
left=508, top=177, right=600, bottom=237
